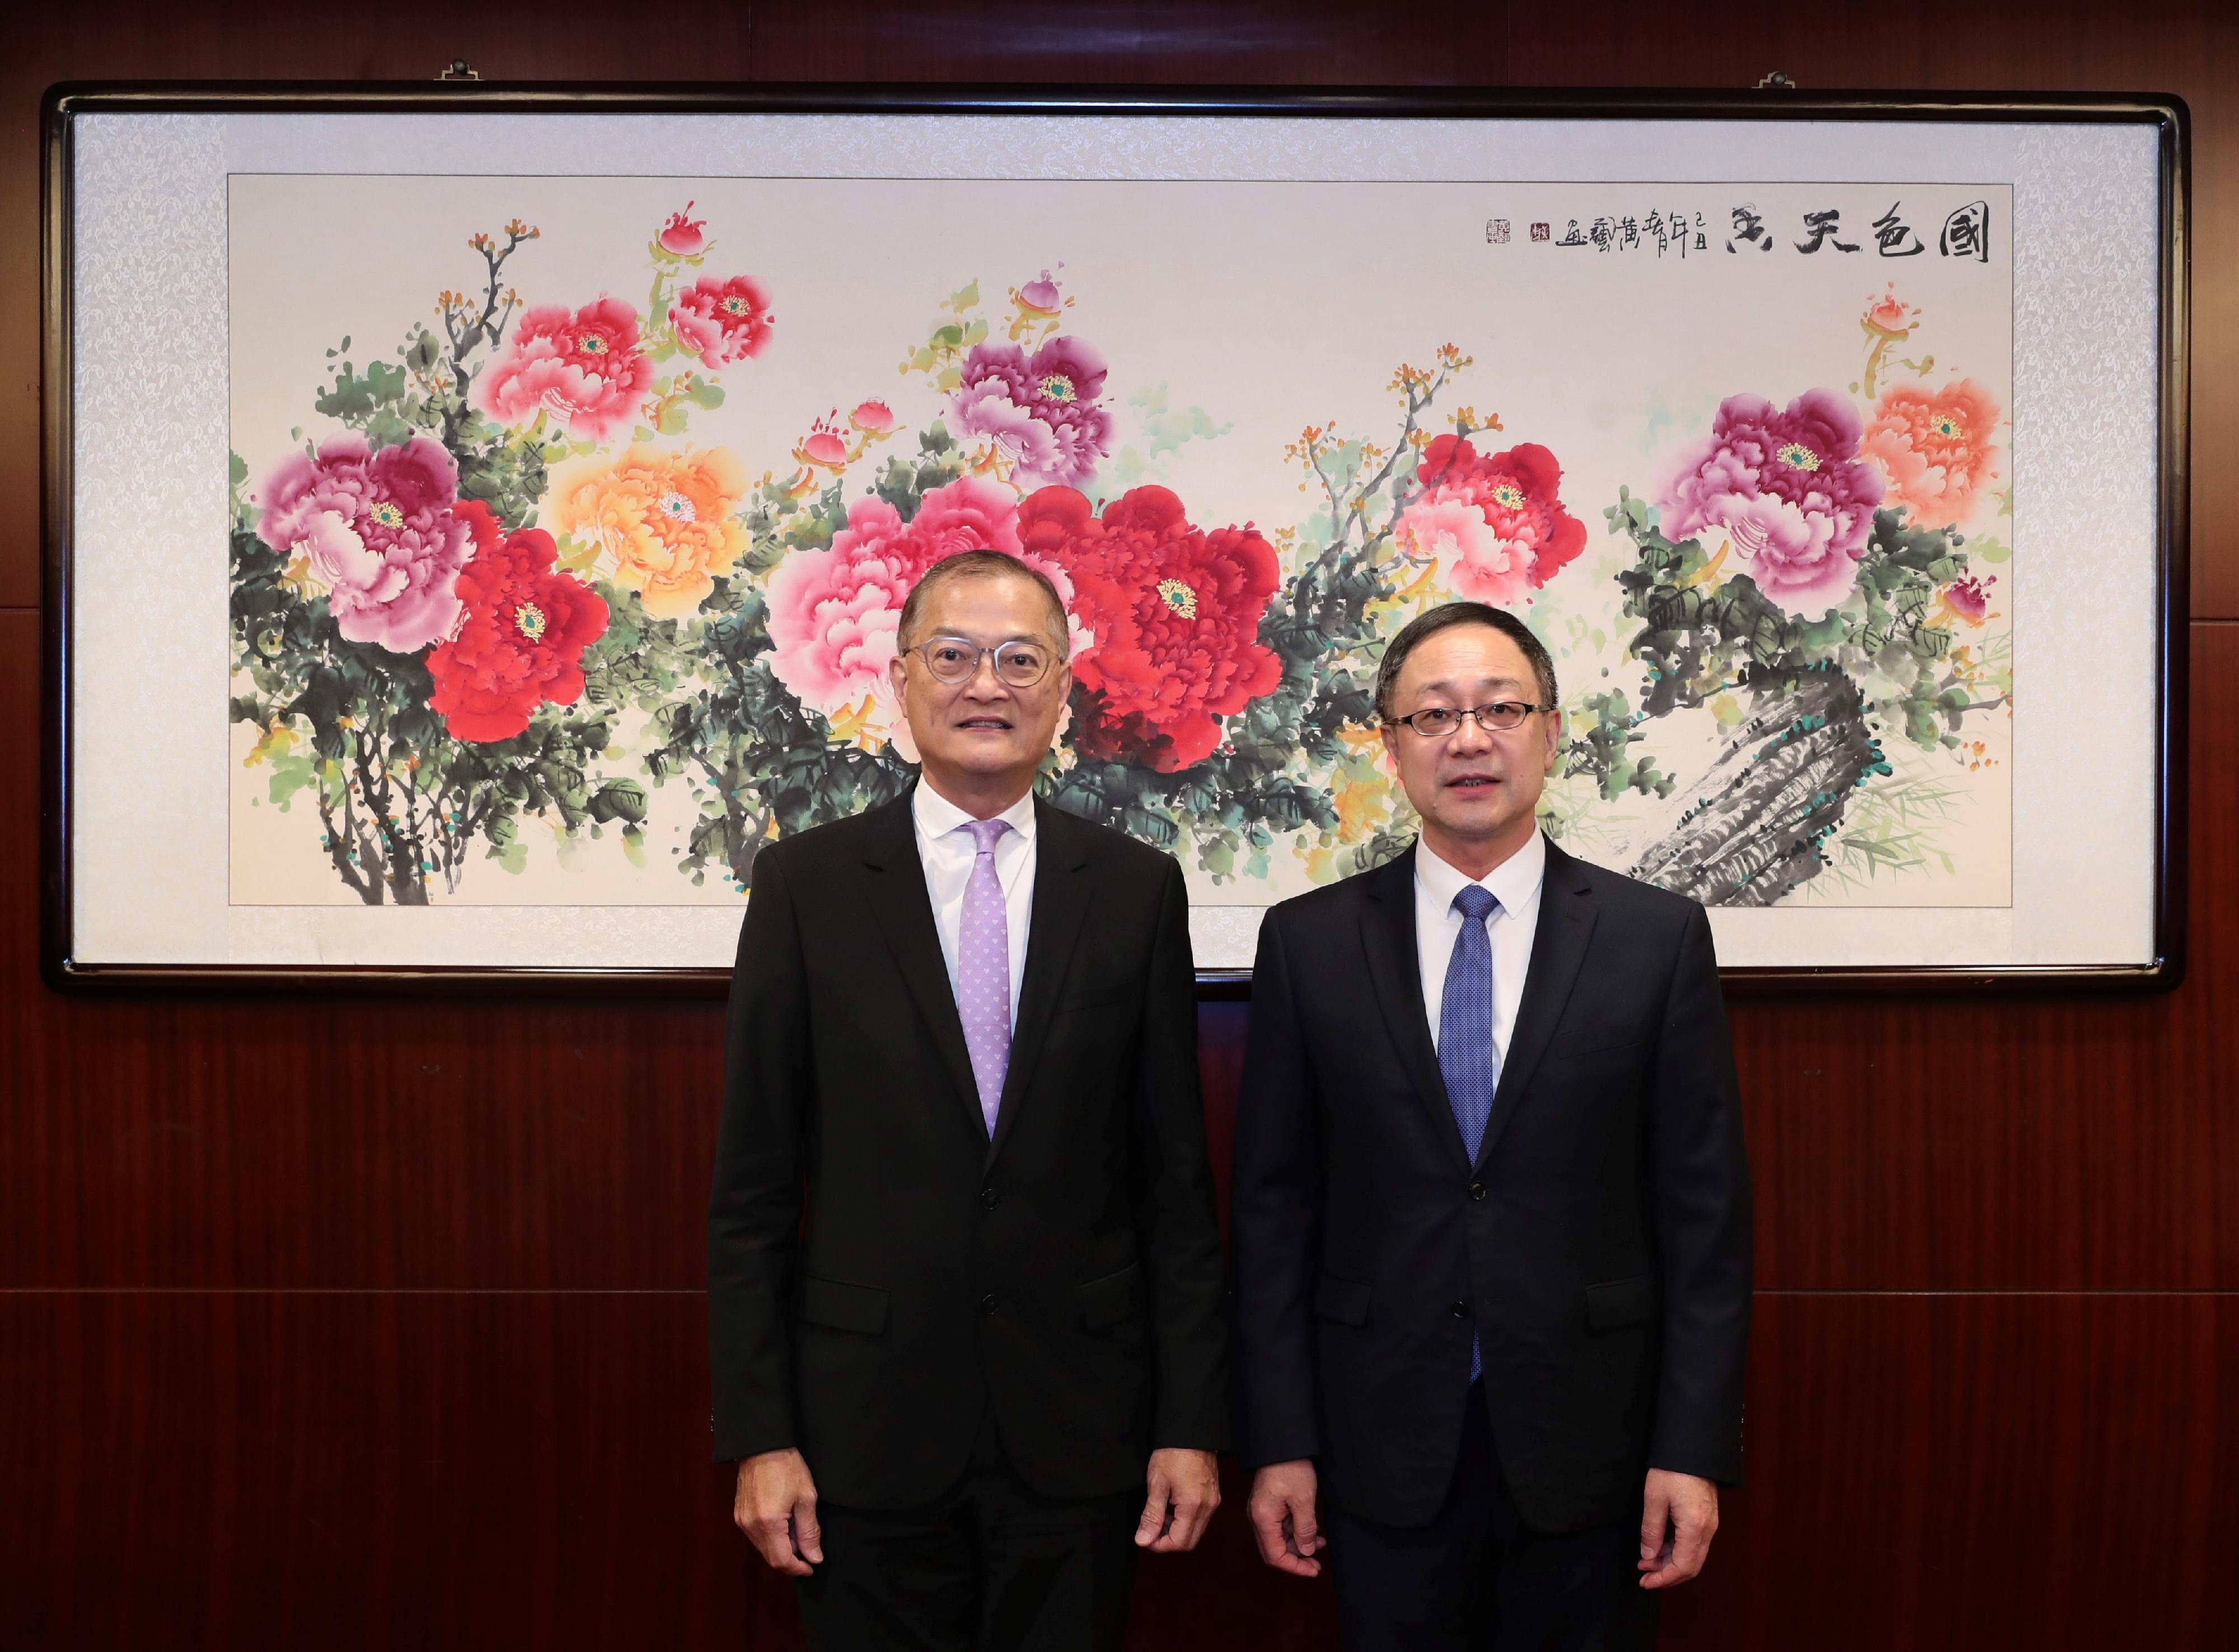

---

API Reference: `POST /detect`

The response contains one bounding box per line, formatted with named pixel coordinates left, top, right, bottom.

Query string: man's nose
left=1449, top=711, right=1496, bottom=753
left=962, top=654, right=1010, bottom=697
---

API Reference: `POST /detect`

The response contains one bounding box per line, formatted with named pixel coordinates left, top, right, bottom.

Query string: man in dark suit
left=1233, top=600, right=1751, bottom=1649
left=708, top=551, right=1230, bottom=1650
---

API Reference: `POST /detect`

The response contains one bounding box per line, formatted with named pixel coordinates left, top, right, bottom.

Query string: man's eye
left=930, top=645, right=970, bottom=664
left=1000, top=648, right=1042, bottom=669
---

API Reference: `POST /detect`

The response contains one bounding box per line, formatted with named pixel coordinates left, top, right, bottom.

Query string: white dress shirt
left=912, top=781, right=1037, bottom=1023
left=1416, top=830, right=1548, bottom=1066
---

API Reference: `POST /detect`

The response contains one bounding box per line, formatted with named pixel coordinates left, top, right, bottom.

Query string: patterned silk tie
left=956, top=818, right=1014, bottom=1137
left=1439, top=883, right=1501, bottom=1381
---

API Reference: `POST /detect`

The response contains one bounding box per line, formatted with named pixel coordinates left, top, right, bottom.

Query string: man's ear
left=1378, top=721, right=1400, bottom=773
left=888, top=653, right=908, bottom=700
left=1542, top=705, right=1561, bottom=775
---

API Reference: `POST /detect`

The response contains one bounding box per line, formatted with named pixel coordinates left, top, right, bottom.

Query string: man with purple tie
left=1233, top=602, right=1752, bottom=1649
left=708, top=550, right=1229, bottom=1651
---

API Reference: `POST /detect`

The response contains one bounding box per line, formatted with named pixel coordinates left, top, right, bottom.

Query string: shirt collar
left=1415, top=828, right=1547, bottom=918
left=912, top=778, right=1038, bottom=845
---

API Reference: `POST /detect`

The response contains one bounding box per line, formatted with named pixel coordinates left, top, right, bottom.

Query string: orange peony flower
left=1861, top=379, right=2002, bottom=531
left=547, top=445, right=750, bottom=618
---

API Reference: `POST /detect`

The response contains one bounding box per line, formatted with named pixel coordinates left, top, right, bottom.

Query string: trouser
left=795, top=1405, right=1141, bottom=1652
left=1325, top=1382, right=1659, bottom=1652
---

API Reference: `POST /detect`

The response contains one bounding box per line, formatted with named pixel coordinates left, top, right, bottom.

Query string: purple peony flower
left=252, top=433, right=474, bottom=653
left=949, top=334, right=1114, bottom=490
left=1656, top=388, right=1884, bottom=617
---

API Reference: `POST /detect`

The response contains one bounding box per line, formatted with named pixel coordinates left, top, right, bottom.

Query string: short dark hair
left=896, top=550, right=1071, bottom=656
left=1374, top=601, right=1558, bottom=721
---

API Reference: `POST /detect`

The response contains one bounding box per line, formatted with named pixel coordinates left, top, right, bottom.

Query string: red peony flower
left=670, top=273, right=775, bottom=367
left=1019, top=485, right=1282, bottom=773
left=426, top=504, right=610, bottom=743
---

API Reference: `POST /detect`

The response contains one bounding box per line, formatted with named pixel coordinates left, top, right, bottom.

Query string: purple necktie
left=956, top=818, right=1013, bottom=1136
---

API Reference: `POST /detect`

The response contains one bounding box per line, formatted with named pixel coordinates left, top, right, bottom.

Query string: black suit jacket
left=708, top=789, right=1230, bottom=1508
left=1232, top=838, right=1751, bottom=1533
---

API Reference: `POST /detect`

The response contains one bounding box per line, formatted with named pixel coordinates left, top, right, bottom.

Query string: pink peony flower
left=1403, top=437, right=1585, bottom=603
left=669, top=273, right=774, bottom=368
left=1862, top=378, right=2001, bottom=530
left=950, top=335, right=1113, bottom=490
left=905, top=472, right=1026, bottom=564
left=252, top=433, right=472, bottom=653
left=767, top=495, right=920, bottom=731
left=477, top=297, right=654, bottom=444
left=1397, top=495, right=1535, bottom=604
left=1657, top=388, right=1885, bottom=617
left=658, top=203, right=706, bottom=256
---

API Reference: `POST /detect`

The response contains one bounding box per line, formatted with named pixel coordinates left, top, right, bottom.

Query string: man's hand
left=1247, top=1458, right=1324, bottom=1578
left=1638, top=1468, right=1718, bottom=1589
left=735, top=1448, right=823, bottom=1576
left=1136, top=1448, right=1221, bottom=1552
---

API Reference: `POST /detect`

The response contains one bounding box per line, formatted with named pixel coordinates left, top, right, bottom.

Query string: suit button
left=1449, top=1300, right=1470, bottom=1319
left=1469, top=1181, right=1487, bottom=1202
left=980, top=1186, right=1000, bottom=1211
left=979, top=1293, right=1000, bottom=1315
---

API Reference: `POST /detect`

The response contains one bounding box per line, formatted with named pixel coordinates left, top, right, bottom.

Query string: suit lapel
left=1477, top=839, right=1598, bottom=1169
left=1358, top=847, right=1474, bottom=1176
left=986, top=799, right=1094, bottom=1169
left=859, top=790, right=982, bottom=1138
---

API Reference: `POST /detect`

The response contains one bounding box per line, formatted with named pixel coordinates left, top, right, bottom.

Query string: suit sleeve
left=1133, top=856, right=1234, bottom=1452
left=1647, top=901, right=1754, bottom=1485
left=1230, top=908, right=1324, bottom=1469
left=706, top=848, right=813, bottom=1465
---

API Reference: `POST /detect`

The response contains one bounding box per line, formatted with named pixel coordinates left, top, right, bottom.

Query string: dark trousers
left=1326, top=1383, right=1658, bottom=1652
left=795, top=1407, right=1141, bottom=1652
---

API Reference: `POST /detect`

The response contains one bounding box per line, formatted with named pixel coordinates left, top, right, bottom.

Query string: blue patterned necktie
left=1439, top=882, right=1501, bottom=1381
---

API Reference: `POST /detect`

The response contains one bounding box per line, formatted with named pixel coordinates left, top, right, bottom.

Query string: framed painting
left=40, top=85, right=2188, bottom=992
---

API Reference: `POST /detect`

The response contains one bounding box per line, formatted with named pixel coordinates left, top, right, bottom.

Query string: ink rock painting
left=228, top=179, right=2013, bottom=912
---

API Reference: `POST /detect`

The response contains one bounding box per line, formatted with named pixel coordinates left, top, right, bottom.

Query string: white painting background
left=64, top=112, right=2161, bottom=969
left=226, top=174, right=2015, bottom=909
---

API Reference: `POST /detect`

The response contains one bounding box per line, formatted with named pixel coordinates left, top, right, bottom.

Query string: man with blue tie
left=708, top=551, right=1230, bottom=1650
left=1233, top=601, right=1753, bottom=1649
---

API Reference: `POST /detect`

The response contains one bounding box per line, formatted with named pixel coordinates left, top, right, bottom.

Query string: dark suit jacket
left=1231, top=837, right=1751, bottom=1533
left=708, top=789, right=1230, bottom=1509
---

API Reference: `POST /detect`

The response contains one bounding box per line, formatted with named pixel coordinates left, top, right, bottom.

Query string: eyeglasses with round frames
left=914, top=635, right=1058, bottom=688
left=1387, top=701, right=1551, bottom=738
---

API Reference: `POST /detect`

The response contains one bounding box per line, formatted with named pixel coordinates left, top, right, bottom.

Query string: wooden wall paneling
left=1657, top=1292, right=2239, bottom=1652
left=0, top=1290, right=753, bottom=1649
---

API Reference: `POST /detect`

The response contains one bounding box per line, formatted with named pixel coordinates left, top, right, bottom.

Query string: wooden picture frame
left=40, top=83, right=2189, bottom=994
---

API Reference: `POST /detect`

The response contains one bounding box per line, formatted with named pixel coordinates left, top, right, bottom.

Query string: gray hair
left=896, top=550, right=1070, bottom=655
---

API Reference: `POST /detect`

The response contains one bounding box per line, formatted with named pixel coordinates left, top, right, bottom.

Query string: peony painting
left=227, top=175, right=2015, bottom=917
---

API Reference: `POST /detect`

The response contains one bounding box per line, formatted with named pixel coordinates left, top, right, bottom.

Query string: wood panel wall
left=4, top=4, right=2232, bottom=1646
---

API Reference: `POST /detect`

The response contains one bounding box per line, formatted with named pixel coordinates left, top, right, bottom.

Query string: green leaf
left=588, top=778, right=648, bottom=824
left=683, top=379, right=725, bottom=410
